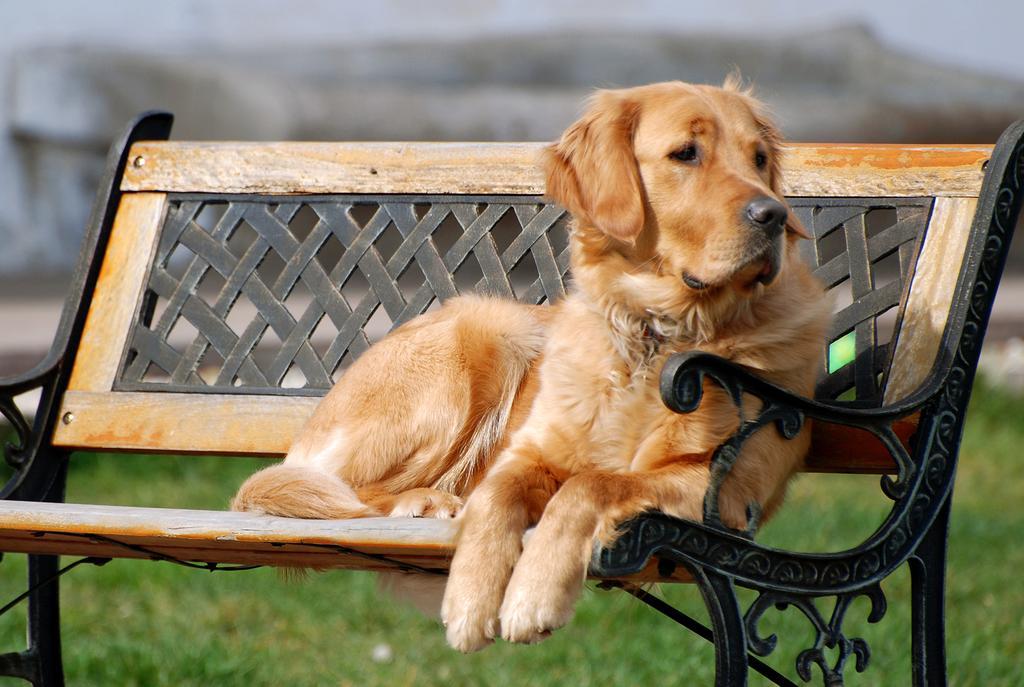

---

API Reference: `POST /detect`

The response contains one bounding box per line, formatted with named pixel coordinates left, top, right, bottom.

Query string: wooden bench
left=1, top=110, right=1021, bottom=686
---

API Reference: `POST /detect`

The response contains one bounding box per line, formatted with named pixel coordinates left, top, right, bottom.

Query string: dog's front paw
left=499, top=570, right=579, bottom=644
left=441, top=591, right=500, bottom=653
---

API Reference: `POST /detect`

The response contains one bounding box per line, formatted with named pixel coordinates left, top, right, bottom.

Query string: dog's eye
left=669, top=144, right=699, bottom=165
left=755, top=151, right=768, bottom=169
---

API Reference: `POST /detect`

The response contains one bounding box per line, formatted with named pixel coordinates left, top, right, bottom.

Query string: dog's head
left=543, top=79, right=809, bottom=337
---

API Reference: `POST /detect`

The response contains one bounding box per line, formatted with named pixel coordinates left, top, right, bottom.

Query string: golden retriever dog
left=232, top=77, right=830, bottom=652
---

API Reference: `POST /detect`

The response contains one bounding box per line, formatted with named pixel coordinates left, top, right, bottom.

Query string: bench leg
left=909, top=498, right=950, bottom=687
left=0, top=557, right=69, bottom=687
left=25, top=554, right=66, bottom=687
left=694, top=568, right=749, bottom=687
left=0, top=451, right=68, bottom=686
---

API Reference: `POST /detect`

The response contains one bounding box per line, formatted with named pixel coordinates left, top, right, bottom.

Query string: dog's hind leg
left=358, top=486, right=464, bottom=519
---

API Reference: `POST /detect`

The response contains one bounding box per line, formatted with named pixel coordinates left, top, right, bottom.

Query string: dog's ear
left=762, top=141, right=811, bottom=241
left=770, top=158, right=811, bottom=240
left=770, top=153, right=811, bottom=241
left=781, top=199, right=811, bottom=239
left=542, top=90, right=644, bottom=244
left=761, top=121, right=812, bottom=240
left=732, top=79, right=813, bottom=241
left=755, top=113, right=812, bottom=240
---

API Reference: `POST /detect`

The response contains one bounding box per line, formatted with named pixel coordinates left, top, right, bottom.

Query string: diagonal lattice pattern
left=791, top=197, right=933, bottom=403
left=118, top=196, right=569, bottom=394
left=117, top=195, right=931, bottom=403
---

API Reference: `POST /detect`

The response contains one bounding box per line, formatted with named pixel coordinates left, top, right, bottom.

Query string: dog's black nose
left=745, top=197, right=787, bottom=237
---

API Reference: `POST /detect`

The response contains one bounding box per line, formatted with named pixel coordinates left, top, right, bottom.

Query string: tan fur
left=232, top=296, right=549, bottom=520
left=231, top=80, right=830, bottom=653
left=231, top=466, right=373, bottom=519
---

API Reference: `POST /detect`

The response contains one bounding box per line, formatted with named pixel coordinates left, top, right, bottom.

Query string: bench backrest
left=51, top=131, right=993, bottom=469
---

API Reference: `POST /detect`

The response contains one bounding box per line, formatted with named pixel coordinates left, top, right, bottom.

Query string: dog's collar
left=641, top=321, right=669, bottom=345
left=590, top=299, right=695, bottom=371
left=617, top=311, right=680, bottom=372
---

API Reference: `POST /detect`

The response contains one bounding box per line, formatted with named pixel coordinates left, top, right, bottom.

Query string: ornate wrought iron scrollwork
left=0, top=365, right=61, bottom=500
left=746, top=585, right=887, bottom=686
left=1, top=394, right=31, bottom=471
left=660, top=350, right=918, bottom=535
left=660, top=352, right=806, bottom=534
left=594, top=345, right=961, bottom=595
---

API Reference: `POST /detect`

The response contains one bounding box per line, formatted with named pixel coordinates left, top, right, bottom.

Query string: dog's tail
left=231, top=464, right=376, bottom=519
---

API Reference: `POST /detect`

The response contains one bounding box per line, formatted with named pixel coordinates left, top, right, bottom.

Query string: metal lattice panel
left=117, top=195, right=569, bottom=395
left=116, top=195, right=931, bottom=401
left=792, top=198, right=933, bottom=403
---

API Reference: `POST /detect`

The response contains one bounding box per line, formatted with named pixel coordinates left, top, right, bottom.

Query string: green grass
left=1, top=379, right=1022, bottom=686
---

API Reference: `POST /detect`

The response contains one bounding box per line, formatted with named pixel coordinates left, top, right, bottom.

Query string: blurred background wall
left=3, top=0, right=1024, bottom=378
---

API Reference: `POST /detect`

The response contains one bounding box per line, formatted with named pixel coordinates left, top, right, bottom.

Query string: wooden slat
left=53, top=390, right=318, bottom=455
left=0, top=502, right=688, bottom=582
left=53, top=389, right=900, bottom=472
left=0, top=502, right=456, bottom=571
left=123, top=142, right=547, bottom=196
left=121, top=142, right=991, bottom=198
left=884, top=197, right=978, bottom=402
left=781, top=145, right=989, bottom=198
left=806, top=418, right=917, bottom=474
left=0, top=501, right=456, bottom=550
left=66, top=193, right=167, bottom=392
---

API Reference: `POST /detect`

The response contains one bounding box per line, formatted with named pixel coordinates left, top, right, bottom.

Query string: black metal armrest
left=591, top=352, right=928, bottom=580
left=660, top=350, right=922, bottom=428
left=657, top=351, right=925, bottom=533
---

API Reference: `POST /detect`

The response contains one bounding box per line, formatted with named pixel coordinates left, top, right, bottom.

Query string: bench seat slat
left=0, top=502, right=686, bottom=582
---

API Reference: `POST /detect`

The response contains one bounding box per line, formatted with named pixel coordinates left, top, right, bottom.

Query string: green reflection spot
left=829, top=332, right=856, bottom=373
